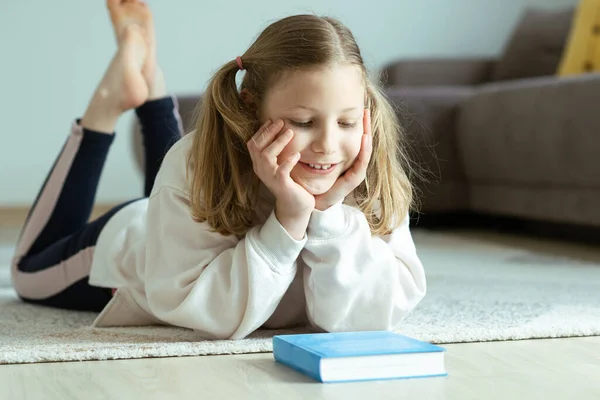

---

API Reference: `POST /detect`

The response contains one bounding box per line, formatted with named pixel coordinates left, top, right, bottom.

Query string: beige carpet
left=1, top=230, right=600, bottom=365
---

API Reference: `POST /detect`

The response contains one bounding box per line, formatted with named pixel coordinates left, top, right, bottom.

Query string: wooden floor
left=2, top=336, right=599, bottom=400
left=1, top=208, right=600, bottom=400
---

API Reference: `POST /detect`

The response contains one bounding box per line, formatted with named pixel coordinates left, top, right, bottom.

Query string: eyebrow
left=287, top=105, right=362, bottom=112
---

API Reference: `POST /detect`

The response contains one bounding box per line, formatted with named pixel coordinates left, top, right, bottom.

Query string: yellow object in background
left=558, top=0, right=600, bottom=76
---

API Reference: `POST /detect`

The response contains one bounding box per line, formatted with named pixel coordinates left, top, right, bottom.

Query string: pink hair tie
left=236, top=56, right=244, bottom=70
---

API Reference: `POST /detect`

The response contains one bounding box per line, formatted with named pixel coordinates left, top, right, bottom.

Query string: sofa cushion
left=458, top=73, right=600, bottom=226
left=380, top=59, right=495, bottom=87
left=459, top=74, right=600, bottom=187
left=491, top=8, right=573, bottom=81
left=558, top=0, right=600, bottom=76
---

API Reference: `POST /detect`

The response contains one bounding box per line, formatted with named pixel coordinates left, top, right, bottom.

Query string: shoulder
left=149, top=131, right=196, bottom=197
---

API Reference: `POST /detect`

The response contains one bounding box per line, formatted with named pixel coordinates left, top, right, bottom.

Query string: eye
left=290, top=120, right=312, bottom=128
left=339, top=121, right=357, bottom=129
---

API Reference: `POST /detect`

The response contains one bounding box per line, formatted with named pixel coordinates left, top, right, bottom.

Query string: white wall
left=0, top=0, right=576, bottom=206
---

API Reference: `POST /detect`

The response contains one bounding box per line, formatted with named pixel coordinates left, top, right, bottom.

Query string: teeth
left=308, top=163, right=332, bottom=170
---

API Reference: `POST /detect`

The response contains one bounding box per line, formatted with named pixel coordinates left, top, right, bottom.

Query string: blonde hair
left=187, top=14, right=417, bottom=237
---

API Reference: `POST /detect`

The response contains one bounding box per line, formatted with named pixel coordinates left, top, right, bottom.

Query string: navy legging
left=10, top=96, right=183, bottom=312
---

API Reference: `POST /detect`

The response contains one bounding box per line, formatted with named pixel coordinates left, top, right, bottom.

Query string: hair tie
left=236, top=56, right=244, bottom=70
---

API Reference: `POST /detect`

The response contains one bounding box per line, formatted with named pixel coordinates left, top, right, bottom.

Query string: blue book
left=272, top=331, right=447, bottom=383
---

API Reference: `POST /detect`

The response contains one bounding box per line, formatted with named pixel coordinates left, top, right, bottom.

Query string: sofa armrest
left=380, top=58, right=497, bottom=88
left=459, top=73, right=600, bottom=188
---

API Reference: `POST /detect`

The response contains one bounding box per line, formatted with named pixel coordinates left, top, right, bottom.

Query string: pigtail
left=187, top=60, right=257, bottom=236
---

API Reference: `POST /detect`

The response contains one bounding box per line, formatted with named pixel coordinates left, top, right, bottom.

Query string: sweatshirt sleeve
left=144, top=185, right=306, bottom=340
left=301, top=202, right=426, bottom=333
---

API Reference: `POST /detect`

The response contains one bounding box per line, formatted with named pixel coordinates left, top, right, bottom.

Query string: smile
left=300, top=162, right=338, bottom=175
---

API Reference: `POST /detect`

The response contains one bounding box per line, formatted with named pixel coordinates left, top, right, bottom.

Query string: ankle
left=148, top=66, right=167, bottom=100
left=80, top=95, right=122, bottom=134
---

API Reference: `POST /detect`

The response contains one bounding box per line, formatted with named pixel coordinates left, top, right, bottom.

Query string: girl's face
left=259, top=65, right=365, bottom=195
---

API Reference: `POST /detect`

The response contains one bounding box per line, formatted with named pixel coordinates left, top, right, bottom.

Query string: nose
left=311, top=122, right=337, bottom=155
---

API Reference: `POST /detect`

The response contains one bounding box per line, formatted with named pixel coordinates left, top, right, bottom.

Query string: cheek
left=344, top=134, right=363, bottom=160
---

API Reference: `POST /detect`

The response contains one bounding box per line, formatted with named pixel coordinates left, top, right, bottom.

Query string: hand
left=247, top=119, right=315, bottom=239
left=314, top=109, right=373, bottom=211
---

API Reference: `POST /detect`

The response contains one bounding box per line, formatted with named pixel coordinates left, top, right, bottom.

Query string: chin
left=295, top=177, right=336, bottom=196
left=303, top=185, right=330, bottom=196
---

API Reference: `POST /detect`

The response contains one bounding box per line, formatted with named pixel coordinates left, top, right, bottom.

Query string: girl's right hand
left=247, top=119, right=315, bottom=240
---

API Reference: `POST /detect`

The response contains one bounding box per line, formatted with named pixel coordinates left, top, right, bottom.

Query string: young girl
left=11, top=0, right=426, bottom=340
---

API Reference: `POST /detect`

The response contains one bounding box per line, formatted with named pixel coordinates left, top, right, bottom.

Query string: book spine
left=273, top=337, right=323, bottom=382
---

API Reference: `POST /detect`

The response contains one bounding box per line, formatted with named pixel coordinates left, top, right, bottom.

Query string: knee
left=10, top=254, right=38, bottom=300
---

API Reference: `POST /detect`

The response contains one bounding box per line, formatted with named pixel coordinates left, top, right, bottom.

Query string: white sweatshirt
left=89, top=132, right=427, bottom=339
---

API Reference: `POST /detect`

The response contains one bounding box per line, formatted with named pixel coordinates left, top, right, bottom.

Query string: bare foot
left=81, top=25, right=149, bottom=133
left=106, top=0, right=156, bottom=88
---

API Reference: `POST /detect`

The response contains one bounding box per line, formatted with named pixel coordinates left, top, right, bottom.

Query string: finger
left=263, top=129, right=294, bottom=159
left=247, top=120, right=270, bottom=153
left=277, top=152, right=301, bottom=178
left=340, top=133, right=372, bottom=186
left=363, top=108, right=372, bottom=137
left=250, top=119, right=284, bottom=151
left=355, top=131, right=373, bottom=171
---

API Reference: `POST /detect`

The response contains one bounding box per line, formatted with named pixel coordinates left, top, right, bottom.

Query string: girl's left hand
left=314, top=109, right=373, bottom=211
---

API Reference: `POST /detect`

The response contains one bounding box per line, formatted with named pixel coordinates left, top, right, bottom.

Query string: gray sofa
left=381, top=7, right=600, bottom=229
